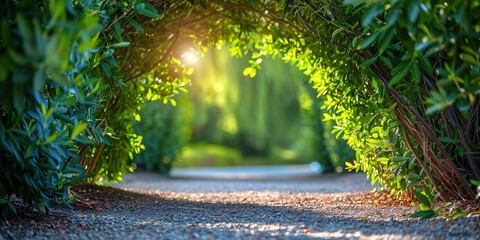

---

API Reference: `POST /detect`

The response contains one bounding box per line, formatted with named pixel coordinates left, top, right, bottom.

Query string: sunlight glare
left=182, top=50, right=199, bottom=65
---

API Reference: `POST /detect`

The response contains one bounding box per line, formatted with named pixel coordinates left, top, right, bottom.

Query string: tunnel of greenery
left=133, top=48, right=354, bottom=172
left=1, top=0, right=479, bottom=218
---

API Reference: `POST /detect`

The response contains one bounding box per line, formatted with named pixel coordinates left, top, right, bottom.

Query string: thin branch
left=295, top=10, right=348, bottom=48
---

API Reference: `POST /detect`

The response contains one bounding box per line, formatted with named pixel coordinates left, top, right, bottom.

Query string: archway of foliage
left=1, top=0, right=479, bottom=217
left=132, top=0, right=480, bottom=204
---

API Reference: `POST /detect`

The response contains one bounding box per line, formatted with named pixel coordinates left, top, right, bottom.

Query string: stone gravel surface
left=1, top=172, right=480, bottom=239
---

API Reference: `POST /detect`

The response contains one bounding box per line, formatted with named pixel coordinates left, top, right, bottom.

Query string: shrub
left=133, top=96, right=191, bottom=174
left=0, top=0, right=101, bottom=216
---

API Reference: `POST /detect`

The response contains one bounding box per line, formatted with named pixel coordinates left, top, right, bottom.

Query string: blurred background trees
left=133, top=47, right=354, bottom=172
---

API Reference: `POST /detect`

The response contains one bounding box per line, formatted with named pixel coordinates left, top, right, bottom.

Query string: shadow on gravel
left=2, top=185, right=479, bottom=239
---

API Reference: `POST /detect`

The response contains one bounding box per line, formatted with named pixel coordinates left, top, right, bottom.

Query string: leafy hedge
left=0, top=0, right=184, bottom=217
left=0, top=0, right=102, bottom=217
left=290, top=0, right=480, bottom=206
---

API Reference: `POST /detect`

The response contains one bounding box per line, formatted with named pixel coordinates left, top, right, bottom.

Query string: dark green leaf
left=392, top=156, right=411, bottom=162
left=126, top=17, right=144, bottom=33
left=360, top=55, right=378, bottom=67
left=135, top=3, right=160, bottom=18
left=389, top=63, right=410, bottom=86
left=33, top=68, right=45, bottom=92
left=408, top=2, right=420, bottom=22
left=411, top=61, right=421, bottom=83
left=420, top=56, right=433, bottom=76
left=410, top=210, right=436, bottom=219
left=379, top=56, right=393, bottom=68
left=414, top=190, right=432, bottom=206
left=113, top=22, right=123, bottom=42
left=378, top=29, right=394, bottom=53
left=361, top=32, right=380, bottom=49
left=111, top=41, right=130, bottom=48
left=438, top=137, right=460, bottom=143
left=361, top=4, right=383, bottom=27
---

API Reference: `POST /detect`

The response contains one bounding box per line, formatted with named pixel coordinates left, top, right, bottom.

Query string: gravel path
left=1, top=171, right=480, bottom=239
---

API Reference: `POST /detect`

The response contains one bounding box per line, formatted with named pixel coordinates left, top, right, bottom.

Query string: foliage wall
left=0, top=0, right=186, bottom=216
left=288, top=0, right=480, bottom=210
left=0, top=0, right=102, bottom=217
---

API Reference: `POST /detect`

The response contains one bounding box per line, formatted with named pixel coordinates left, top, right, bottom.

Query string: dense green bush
left=0, top=0, right=102, bottom=216
left=289, top=0, right=480, bottom=205
left=0, top=0, right=184, bottom=216
left=133, top=96, right=191, bottom=174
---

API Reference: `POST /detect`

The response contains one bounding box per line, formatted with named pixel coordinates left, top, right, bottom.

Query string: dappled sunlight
left=64, top=184, right=471, bottom=239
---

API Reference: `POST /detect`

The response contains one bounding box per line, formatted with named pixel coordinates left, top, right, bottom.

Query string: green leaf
left=243, top=0, right=258, bottom=7
left=378, top=29, right=394, bottom=53
left=33, top=68, right=46, bottom=92
left=389, top=63, right=410, bottom=86
left=414, top=190, right=431, bottom=207
left=361, top=32, right=380, bottom=49
left=16, top=14, right=33, bottom=49
left=411, top=61, right=421, bottom=83
left=111, top=42, right=130, bottom=48
left=438, top=137, right=460, bottom=144
left=331, top=28, right=344, bottom=39
left=1, top=20, right=11, bottom=46
left=407, top=179, right=421, bottom=188
left=461, top=53, right=477, bottom=65
left=392, top=156, right=410, bottom=163
left=408, top=2, right=420, bottom=22
left=361, top=4, right=383, bottom=27
left=126, top=17, right=144, bottom=33
left=135, top=3, right=160, bottom=18
left=420, top=56, right=433, bottom=76
left=379, top=56, right=393, bottom=68
left=44, top=133, right=58, bottom=144
left=71, top=122, right=88, bottom=140
left=425, top=104, right=443, bottom=115
left=446, top=207, right=468, bottom=219
left=75, top=135, right=95, bottom=145
left=169, top=98, right=177, bottom=107
left=243, top=67, right=257, bottom=78
left=404, top=174, right=421, bottom=180
left=410, top=210, right=436, bottom=219
left=95, top=128, right=111, bottom=145
left=113, top=22, right=123, bottom=42
left=360, top=55, right=378, bottom=67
